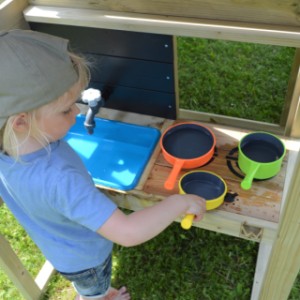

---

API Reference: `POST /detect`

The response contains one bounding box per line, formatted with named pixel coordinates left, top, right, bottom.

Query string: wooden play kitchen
left=1, top=1, right=300, bottom=300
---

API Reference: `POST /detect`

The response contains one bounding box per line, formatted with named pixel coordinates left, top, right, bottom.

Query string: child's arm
left=97, top=194, right=206, bottom=247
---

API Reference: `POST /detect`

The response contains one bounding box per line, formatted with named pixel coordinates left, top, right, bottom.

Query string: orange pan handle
left=164, top=159, right=185, bottom=190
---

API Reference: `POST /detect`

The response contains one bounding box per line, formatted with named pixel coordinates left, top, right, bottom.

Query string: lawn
left=177, top=37, right=294, bottom=124
left=0, top=37, right=298, bottom=300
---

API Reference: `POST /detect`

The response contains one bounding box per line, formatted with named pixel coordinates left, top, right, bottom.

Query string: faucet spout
left=81, top=88, right=104, bottom=134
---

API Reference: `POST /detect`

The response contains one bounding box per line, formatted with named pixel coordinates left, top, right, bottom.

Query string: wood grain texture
left=28, top=0, right=300, bottom=27
left=143, top=120, right=287, bottom=223
left=259, top=151, right=300, bottom=299
left=0, top=234, right=42, bottom=300
left=24, top=5, right=300, bottom=47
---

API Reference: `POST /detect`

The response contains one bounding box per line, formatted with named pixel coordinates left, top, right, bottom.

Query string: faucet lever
left=81, top=88, right=104, bottom=134
left=81, top=88, right=102, bottom=106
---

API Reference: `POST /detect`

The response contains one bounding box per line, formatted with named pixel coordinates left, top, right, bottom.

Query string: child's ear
left=12, top=113, right=29, bottom=132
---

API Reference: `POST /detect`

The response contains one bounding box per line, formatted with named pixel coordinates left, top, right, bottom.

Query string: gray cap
left=0, top=29, right=78, bottom=129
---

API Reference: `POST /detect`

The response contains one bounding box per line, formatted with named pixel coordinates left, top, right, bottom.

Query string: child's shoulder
left=50, top=139, right=91, bottom=180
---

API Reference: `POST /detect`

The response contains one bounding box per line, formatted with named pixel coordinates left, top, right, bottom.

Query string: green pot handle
left=241, top=163, right=260, bottom=190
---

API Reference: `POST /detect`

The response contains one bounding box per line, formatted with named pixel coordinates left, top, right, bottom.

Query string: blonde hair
left=0, top=52, right=90, bottom=160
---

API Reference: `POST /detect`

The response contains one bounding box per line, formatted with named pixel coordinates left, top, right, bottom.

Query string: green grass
left=0, top=206, right=43, bottom=300
left=111, top=224, right=257, bottom=300
left=0, top=38, right=298, bottom=300
left=177, top=37, right=295, bottom=124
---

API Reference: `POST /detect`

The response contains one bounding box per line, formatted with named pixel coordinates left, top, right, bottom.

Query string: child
left=0, top=29, right=206, bottom=300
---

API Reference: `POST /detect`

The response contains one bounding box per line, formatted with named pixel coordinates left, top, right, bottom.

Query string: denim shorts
left=59, top=254, right=112, bottom=298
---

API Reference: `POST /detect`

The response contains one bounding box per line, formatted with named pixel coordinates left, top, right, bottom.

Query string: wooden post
left=251, top=239, right=273, bottom=300
left=281, top=48, right=300, bottom=138
left=0, top=201, right=55, bottom=299
left=259, top=150, right=300, bottom=299
left=0, top=234, right=42, bottom=300
left=0, top=0, right=29, bottom=30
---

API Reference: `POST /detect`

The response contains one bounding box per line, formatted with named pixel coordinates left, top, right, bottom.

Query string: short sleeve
left=52, top=169, right=117, bottom=231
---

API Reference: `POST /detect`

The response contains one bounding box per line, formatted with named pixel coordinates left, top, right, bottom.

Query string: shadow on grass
left=112, top=222, right=258, bottom=300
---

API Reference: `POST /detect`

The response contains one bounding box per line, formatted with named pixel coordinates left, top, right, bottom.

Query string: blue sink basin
left=63, top=115, right=161, bottom=190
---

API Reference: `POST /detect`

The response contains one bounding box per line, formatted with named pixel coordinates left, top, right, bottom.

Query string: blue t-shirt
left=0, top=140, right=117, bottom=272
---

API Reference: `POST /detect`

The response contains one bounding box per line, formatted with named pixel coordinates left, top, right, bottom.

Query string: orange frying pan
left=160, top=122, right=216, bottom=190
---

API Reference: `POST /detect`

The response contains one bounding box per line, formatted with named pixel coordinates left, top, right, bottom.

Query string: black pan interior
left=241, top=133, right=285, bottom=163
left=162, top=124, right=214, bottom=159
left=181, top=172, right=225, bottom=200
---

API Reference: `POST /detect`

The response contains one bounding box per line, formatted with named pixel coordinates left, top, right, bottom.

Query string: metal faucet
left=81, top=88, right=104, bottom=134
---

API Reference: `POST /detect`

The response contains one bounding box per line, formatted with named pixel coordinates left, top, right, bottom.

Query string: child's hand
left=179, top=194, right=206, bottom=222
left=99, top=193, right=206, bottom=246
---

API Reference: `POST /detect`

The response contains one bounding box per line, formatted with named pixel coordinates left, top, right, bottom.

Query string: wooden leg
left=281, top=48, right=300, bottom=138
left=251, top=239, right=273, bottom=300
left=35, top=260, right=56, bottom=292
left=0, top=234, right=55, bottom=300
left=259, top=148, right=300, bottom=299
left=0, top=234, right=41, bottom=300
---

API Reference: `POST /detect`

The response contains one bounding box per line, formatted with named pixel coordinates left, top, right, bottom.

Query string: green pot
left=238, top=132, right=286, bottom=190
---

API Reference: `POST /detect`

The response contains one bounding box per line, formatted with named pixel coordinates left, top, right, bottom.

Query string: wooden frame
left=0, top=233, right=54, bottom=300
left=0, top=193, right=55, bottom=299
left=24, top=4, right=300, bottom=137
left=93, top=108, right=300, bottom=300
left=1, top=1, right=300, bottom=299
left=0, top=0, right=29, bottom=30
left=281, top=48, right=300, bottom=137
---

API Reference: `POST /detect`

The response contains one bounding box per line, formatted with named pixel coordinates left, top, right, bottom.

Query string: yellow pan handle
left=181, top=214, right=195, bottom=230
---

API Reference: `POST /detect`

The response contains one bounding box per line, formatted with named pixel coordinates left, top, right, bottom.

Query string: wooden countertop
left=142, top=121, right=287, bottom=223
left=89, top=107, right=289, bottom=227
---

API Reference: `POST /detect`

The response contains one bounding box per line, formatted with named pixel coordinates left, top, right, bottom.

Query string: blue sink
left=63, top=115, right=161, bottom=190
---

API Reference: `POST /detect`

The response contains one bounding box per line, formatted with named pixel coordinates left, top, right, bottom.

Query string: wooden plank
left=179, top=109, right=284, bottom=137
left=173, top=36, right=180, bottom=118
left=79, top=105, right=167, bottom=128
left=135, top=119, right=174, bottom=191
left=103, top=188, right=278, bottom=243
left=29, top=22, right=174, bottom=63
left=290, top=106, right=300, bottom=137
left=35, top=260, right=55, bottom=292
left=281, top=48, right=300, bottom=138
left=87, top=55, right=174, bottom=93
left=259, top=149, right=300, bottom=300
left=28, top=0, right=300, bottom=27
left=0, top=234, right=42, bottom=300
left=251, top=239, right=273, bottom=300
left=0, top=0, right=29, bottom=30
left=24, top=6, right=300, bottom=47
left=86, top=83, right=176, bottom=119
